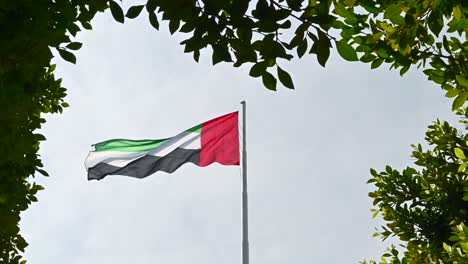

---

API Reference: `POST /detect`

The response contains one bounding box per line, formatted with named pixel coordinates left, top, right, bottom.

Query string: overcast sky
left=20, top=8, right=456, bottom=264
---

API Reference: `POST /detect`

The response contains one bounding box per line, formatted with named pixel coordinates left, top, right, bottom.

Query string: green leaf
left=368, top=32, right=384, bottom=44
left=376, top=48, right=389, bottom=58
left=455, top=148, right=466, bottom=160
left=16, top=237, right=28, bottom=252
left=180, top=22, right=196, bottom=33
left=360, top=53, right=376, bottom=63
left=384, top=4, right=401, bottom=19
left=454, top=5, right=462, bottom=21
left=34, top=133, right=46, bottom=141
left=169, top=19, right=180, bottom=35
left=81, top=21, right=92, bottom=30
left=58, top=49, right=76, bottom=64
left=403, top=13, right=414, bottom=25
left=109, top=0, right=125, bottom=23
left=458, top=162, right=468, bottom=173
left=336, top=40, right=358, bottom=61
left=316, top=30, right=330, bottom=67
left=262, top=72, right=277, bottom=91
left=279, top=20, right=292, bottom=29
left=277, top=66, right=294, bottom=89
left=237, top=27, right=253, bottom=43
left=33, top=184, right=45, bottom=191
left=126, top=5, right=144, bottom=19
left=297, top=38, right=308, bottom=58
left=344, top=0, right=357, bottom=6
left=385, top=165, right=392, bottom=174
left=371, top=58, right=384, bottom=69
left=446, top=89, right=460, bottom=98
left=286, top=0, right=302, bottom=11
left=443, top=36, right=451, bottom=53
left=456, top=75, right=468, bottom=88
left=149, top=12, right=159, bottom=30
left=452, top=92, right=468, bottom=111
left=460, top=242, right=468, bottom=253
left=146, top=0, right=157, bottom=12
left=37, top=169, right=49, bottom=177
left=68, top=23, right=81, bottom=36
left=249, top=62, right=267, bottom=78
left=212, top=45, right=232, bottom=65
left=316, top=0, right=330, bottom=16
left=66, top=42, right=82, bottom=50
left=443, top=243, right=452, bottom=253
left=334, top=3, right=352, bottom=19
left=428, top=12, right=443, bottom=35
left=193, top=50, right=200, bottom=62
left=399, top=66, right=409, bottom=76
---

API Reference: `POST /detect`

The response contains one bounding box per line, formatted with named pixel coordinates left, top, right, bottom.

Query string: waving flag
left=85, top=112, right=239, bottom=180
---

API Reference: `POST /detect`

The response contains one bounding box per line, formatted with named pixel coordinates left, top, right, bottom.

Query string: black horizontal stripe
left=88, top=148, right=201, bottom=180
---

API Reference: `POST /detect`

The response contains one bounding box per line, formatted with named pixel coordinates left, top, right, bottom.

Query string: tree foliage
left=364, top=109, right=468, bottom=263
left=2, top=0, right=468, bottom=262
left=118, top=0, right=468, bottom=103
left=0, top=0, right=107, bottom=262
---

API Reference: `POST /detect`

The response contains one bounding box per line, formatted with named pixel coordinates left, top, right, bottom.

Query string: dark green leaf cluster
left=118, top=0, right=468, bottom=108
left=117, top=0, right=468, bottom=102
left=334, top=0, right=468, bottom=110
left=0, top=0, right=107, bottom=262
left=362, top=223, right=468, bottom=264
left=366, top=109, right=468, bottom=263
left=120, top=0, right=350, bottom=91
left=440, top=223, right=468, bottom=263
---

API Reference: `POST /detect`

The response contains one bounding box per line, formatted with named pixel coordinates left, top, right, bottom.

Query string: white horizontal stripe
left=85, top=150, right=146, bottom=169
left=85, top=131, right=201, bottom=169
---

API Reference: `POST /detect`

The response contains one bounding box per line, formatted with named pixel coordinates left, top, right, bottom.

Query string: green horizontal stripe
left=187, top=123, right=202, bottom=133
left=94, top=138, right=168, bottom=152
left=94, top=123, right=203, bottom=152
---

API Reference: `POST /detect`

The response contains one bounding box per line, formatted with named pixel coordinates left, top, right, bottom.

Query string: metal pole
left=240, top=101, right=249, bottom=264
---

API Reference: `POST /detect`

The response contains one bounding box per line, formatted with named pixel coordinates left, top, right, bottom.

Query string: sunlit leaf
left=336, top=40, right=358, bottom=61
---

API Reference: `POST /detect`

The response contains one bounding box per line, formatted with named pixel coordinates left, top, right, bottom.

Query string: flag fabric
left=85, top=112, right=240, bottom=180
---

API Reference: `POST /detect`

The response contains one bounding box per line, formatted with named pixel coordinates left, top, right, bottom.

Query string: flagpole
left=241, top=101, right=249, bottom=264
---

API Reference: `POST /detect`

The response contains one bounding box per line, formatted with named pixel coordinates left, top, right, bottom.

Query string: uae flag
left=85, top=112, right=240, bottom=180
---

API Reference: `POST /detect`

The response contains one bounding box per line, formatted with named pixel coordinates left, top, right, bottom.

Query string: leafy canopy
left=2, top=0, right=468, bottom=263
left=117, top=0, right=468, bottom=108
left=364, top=109, right=468, bottom=263
left=0, top=0, right=106, bottom=262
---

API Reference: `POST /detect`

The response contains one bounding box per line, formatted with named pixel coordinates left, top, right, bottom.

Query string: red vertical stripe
left=199, top=112, right=240, bottom=167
